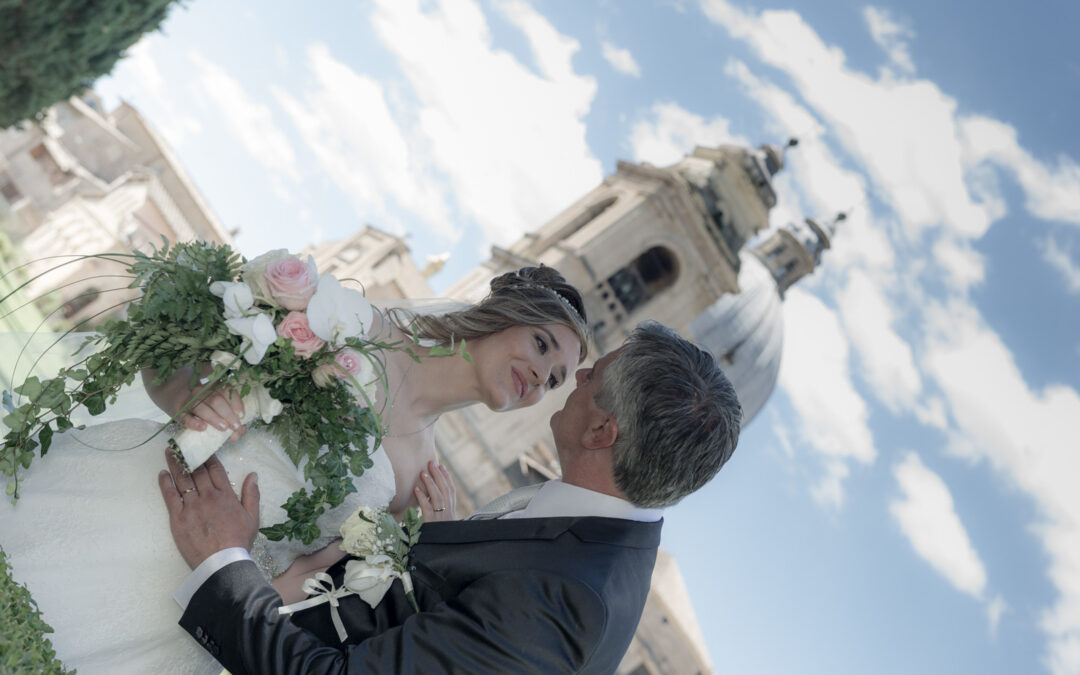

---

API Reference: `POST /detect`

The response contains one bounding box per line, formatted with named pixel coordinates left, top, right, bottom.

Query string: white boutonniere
left=277, top=506, right=423, bottom=642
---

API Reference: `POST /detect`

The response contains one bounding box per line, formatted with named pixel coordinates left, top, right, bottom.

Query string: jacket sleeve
left=180, top=559, right=611, bottom=675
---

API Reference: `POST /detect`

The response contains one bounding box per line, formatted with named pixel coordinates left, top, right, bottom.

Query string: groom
left=161, top=321, right=741, bottom=673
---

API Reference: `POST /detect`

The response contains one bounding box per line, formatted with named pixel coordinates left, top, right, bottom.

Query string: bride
left=0, top=265, right=589, bottom=674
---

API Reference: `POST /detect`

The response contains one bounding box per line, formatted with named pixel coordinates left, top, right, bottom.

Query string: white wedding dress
left=0, top=417, right=397, bottom=674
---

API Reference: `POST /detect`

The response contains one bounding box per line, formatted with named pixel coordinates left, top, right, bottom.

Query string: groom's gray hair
left=595, top=322, right=741, bottom=508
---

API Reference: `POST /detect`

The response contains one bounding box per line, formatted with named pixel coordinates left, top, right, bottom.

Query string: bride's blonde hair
left=387, top=266, right=590, bottom=362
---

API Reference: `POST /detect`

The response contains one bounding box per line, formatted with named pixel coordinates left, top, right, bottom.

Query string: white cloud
left=370, top=0, right=602, bottom=245
left=630, top=102, right=747, bottom=167
left=723, top=59, right=893, bottom=273
left=890, top=452, right=988, bottom=598
left=699, top=2, right=1080, bottom=670
left=1040, top=237, right=1080, bottom=294
left=99, top=38, right=202, bottom=148
left=932, top=237, right=986, bottom=292
left=601, top=41, right=641, bottom=77
left=960, top=116, right=1080, bottom=226
left=189, top=51, right=300, bottom=183
left=778, top=288, right=876, bottom=507
left=811, top=460, right=850, bottom=510
left=701, top=0, right=999, bottom=240
left=862, top=7, right=915, bottom=75
left=987, top=594, right=1008, bottom=638
left=924, top=300, right=1080, bottom=675
left=273, top=43, right=456, bottom=240
left=837, top=269, right=922, bottom=415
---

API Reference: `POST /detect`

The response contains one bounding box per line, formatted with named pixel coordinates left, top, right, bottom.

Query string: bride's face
left=469, top=324, right=582, bottom=412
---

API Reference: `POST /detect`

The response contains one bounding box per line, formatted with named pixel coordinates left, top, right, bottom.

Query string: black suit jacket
left=180, top=516, right=661, bottom=674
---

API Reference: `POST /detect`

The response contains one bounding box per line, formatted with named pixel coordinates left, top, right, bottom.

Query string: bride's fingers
left=206, top=394, right=242, bottom=431
left=180, top=413, right=208, bottom=431
left=416, top=462, right=455, bottom=521
left=186, top=401, right=229, bottom=433
left=437, top=462, right=456, bottom=517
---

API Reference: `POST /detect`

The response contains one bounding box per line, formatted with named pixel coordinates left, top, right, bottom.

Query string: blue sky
left=95, top=1, right=1080, bottom=672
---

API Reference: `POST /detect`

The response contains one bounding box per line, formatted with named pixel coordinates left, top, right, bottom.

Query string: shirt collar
left=504, top=479, right=664, bottom=522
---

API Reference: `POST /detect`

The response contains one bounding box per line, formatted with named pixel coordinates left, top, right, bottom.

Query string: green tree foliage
left=0, top=0, right=182, bottom=128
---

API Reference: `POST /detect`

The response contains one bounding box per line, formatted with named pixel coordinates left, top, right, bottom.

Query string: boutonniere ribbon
left=277, top=506, right=423, bottom=642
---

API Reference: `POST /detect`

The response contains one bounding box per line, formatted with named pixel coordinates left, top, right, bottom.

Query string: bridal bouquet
left=1, top=240, right=402, bottom=544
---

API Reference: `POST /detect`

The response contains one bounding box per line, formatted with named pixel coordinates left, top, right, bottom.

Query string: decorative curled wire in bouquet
left=0, top=239, right=454, bottom=545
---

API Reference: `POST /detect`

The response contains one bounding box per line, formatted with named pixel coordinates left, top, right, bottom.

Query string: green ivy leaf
left=37, top=425, right=52, bottom=456
left=84, top=394, right=106, bottom=416
left=13, top=377, right=42, bottom=401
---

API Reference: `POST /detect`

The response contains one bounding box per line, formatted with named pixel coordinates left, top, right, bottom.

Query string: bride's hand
left=180, top=384, right=247, bottom=442
left=415, top=461, right=456, bottom=522
left=143, top=366, right=248, bottom=441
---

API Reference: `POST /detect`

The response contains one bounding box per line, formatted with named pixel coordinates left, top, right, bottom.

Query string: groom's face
left=549, top=347, right=622, bottom=448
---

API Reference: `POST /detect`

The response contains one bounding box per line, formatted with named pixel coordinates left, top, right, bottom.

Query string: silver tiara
left=517, top=282, right=584, bottom=324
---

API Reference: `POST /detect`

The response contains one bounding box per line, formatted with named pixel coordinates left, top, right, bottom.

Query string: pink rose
left=265, top=255, right=318, bottom=310
left=333, top=348, right=364, bottom=378
left=276, top=311, right=325, bottom=358
left=310, top=349, right=376, bottom=401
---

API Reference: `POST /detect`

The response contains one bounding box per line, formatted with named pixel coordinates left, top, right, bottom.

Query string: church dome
left=689, top=251, right=784, bottom=426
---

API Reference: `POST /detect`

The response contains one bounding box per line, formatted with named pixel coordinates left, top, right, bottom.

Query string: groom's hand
left=159, top=450, right=260, bottom=569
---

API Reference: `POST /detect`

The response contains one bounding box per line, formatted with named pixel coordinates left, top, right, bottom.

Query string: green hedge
left=0, top=546, right=70, bottom=673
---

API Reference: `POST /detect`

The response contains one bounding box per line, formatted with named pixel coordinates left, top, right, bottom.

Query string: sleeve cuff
left=174, top=547, right=253, bottom=610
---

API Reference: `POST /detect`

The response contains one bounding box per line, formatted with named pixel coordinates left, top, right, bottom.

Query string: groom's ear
left=581, top=411, right=617, bottom=450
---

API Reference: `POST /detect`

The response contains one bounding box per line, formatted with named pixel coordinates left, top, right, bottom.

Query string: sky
left=92, top=1, right=1080, bottom=673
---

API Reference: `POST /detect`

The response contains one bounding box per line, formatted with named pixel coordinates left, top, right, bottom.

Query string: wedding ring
left=434, top=507, right=446, bottom=512
left=182, top=487, right=197, bottom=495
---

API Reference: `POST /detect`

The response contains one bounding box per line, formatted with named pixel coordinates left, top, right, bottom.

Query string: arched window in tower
left=607, top=246, right=679, bottom=314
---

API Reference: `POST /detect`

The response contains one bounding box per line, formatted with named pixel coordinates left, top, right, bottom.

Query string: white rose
left=225, top=313, right=277, bottom=365
left=342, top=556, right=398, bottom=609
left=209, top=350, right=241, bottom=371
left=339, top=506, right=383, bottom=558
left=241, top=249, right=292, bottom=305
left=306, top=275, right=373, bottom=346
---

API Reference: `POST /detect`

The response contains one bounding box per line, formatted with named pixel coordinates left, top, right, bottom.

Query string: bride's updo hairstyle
left=389, top=266, right=590, bottom=362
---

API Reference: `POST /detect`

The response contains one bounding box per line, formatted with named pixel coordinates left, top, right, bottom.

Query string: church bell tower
left=444, top=139, right=797, bottom=354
